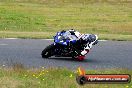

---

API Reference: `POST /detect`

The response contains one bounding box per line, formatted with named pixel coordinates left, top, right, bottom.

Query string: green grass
left=0, top=0, right=132, bottom=40
left=0, top=66, right=132, bottom=88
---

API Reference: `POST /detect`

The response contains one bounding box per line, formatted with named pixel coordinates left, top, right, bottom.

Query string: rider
left=61, top=29, right=98, bottom=56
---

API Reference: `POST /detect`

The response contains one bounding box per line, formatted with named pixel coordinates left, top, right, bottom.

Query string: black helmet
left=88, top=34, right=96, bottom=42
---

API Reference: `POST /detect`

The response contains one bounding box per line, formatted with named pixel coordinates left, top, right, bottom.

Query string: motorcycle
left=41, top=31, right=98, bottom=61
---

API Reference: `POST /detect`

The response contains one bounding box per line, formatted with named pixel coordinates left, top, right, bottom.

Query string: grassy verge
left=0, top=1, right=132, bottom=40
left=0, top=66, right=132, bottom=88
left=1, top=31, right=132, bottom=40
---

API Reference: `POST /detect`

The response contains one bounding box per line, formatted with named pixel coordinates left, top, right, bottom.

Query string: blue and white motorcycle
left=41, top=30, right=98, bottom=61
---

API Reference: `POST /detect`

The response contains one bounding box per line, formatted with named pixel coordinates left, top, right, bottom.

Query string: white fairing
left=81, top=50, right=88, bottom=55
left=74, top=31, right=82, bottom=38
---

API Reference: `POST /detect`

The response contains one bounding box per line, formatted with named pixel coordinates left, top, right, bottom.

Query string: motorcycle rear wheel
left=75, top=55, right=85, bottom=61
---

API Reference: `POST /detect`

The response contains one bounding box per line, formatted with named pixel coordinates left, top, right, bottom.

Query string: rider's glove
left=93, top=40, right=98, bottom=45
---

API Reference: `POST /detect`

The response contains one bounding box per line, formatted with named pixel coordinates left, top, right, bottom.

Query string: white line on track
left=98, top=40, right=107, bottom=41
left=4, top=38, right=18, bottom=39
left=3, top=38, right=107, bottom=41
left=42, top=39, right=107, bottom=41
left=0, top=44, right=8, bottom=46
left=42, top=39, right=54, bottom=40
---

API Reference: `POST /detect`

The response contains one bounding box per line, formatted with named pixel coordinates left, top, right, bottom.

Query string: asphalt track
left=0, top=39, right=132, bottom=70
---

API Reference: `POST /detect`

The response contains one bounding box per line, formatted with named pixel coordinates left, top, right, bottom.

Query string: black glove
left=93, top=40, right=98, bottom=45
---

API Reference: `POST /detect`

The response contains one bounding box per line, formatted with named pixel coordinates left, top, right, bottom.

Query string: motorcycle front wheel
left=41, top=44, right=55, bottom=58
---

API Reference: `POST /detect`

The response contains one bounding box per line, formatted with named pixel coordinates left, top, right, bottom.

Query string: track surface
left=0, top=39, right=132, bottom=70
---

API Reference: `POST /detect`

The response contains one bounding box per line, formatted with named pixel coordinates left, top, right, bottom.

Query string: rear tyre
left=75, top=55, right=85, bottom=61
left=41, top=44, right=55, bottom=58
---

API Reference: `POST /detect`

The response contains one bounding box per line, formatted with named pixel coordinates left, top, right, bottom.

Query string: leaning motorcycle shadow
left=48, top=57, right=96, bottom=63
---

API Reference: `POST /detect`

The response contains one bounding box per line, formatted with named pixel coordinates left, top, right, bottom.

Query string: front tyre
left=41, top=44, right=55, bottom=58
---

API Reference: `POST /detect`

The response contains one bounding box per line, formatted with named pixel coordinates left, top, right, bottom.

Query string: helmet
left=88, top=34, right=97, bottom=42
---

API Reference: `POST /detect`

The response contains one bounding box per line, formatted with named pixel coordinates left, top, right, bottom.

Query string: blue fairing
left=54, top=32, right=76, bottom=46
left=54, top=32, right=67, bottom=45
